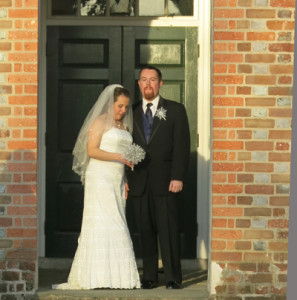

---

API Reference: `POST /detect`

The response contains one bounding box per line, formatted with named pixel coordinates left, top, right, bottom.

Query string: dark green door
left=46, top=26, right=197, bottom=258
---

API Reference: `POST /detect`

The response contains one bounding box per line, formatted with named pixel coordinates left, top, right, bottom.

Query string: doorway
left=45, top=25, right=198, bottom=258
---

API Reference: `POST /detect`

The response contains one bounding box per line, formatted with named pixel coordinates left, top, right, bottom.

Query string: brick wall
left=0, top=0, right=295, bottom=298
left=0, top=0, right=38, bottom=297
left=211, top=0, right=294, bottom=298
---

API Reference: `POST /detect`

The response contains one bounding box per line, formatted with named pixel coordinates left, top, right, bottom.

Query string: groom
left=127, top=66, right=190, bottom=289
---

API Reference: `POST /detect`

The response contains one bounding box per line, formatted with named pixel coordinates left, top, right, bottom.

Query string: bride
left=53, top=84, right=141, bottom=290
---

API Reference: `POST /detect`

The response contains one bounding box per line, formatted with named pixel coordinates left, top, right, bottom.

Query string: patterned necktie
left=145, top=103, right=153, bottom=142
left=145, top=103, right=153, bottom=127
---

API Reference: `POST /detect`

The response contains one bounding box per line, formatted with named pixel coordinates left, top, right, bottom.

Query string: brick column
left=0, top=0, right=38, bottom=296
left=211, top=0, right=294, bottom=297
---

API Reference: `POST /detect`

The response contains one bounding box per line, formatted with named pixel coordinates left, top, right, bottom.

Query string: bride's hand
left=117, top=154, right=133, bottom=169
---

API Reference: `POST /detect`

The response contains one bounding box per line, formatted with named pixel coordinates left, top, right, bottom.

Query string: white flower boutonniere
left=155, top=107, right=167, bottom=121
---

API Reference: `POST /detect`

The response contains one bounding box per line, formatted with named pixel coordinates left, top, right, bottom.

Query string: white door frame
left=37, top=0, right=212, bottom=261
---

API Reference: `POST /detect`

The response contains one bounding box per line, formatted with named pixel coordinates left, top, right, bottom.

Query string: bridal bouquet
left=122, top=143, right=145, bottom=171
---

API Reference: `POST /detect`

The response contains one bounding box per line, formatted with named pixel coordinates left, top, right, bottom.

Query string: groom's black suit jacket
left=127, top=97, right=190, bottom=196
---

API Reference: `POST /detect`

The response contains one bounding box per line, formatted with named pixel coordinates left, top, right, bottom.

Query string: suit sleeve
left=171, top=104, right=190, bottom=181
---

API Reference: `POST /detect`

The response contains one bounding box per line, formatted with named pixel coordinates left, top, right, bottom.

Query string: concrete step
left=27, top=259, right=209, bottom=299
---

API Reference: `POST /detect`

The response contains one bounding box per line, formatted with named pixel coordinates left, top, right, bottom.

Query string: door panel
left=46, top=26, right=122, bottom=257
left=46, top=26, right=197, bottom=258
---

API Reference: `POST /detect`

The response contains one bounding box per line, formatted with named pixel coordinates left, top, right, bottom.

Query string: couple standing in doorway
left=53, top=66, right=190, bottom=290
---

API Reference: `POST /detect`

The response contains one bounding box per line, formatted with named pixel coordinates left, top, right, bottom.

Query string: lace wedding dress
left=53, top=127, right=140, bottom=290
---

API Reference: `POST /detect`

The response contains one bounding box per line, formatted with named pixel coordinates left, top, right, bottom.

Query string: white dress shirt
left=142, top=96, right=160, bottom=117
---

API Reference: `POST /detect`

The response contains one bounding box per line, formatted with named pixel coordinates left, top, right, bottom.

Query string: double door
left=45, top=26, right=198, bottom=258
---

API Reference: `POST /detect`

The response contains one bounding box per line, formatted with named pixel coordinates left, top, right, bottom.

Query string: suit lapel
left=134, top=102, right=147, bottom=144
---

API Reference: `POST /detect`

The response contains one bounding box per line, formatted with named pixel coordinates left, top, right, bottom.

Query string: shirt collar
left=142, top=96, right=160, bottom=115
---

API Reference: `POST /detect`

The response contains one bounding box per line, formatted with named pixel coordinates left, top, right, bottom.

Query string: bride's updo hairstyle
left=114, top=86, right=130, bottom=102
left=72, top=84, right=133, bottom=184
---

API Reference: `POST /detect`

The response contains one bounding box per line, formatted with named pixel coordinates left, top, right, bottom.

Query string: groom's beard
left=143, top=87, right=156, bottom=100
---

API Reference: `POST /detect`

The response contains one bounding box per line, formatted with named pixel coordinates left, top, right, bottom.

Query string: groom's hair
left=139, top=65, right=162, bottom=81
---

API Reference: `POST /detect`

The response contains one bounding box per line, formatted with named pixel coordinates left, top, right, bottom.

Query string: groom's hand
left=125, top=182, right=130, bottom=199
left=169, top=180, right=183, bottom=193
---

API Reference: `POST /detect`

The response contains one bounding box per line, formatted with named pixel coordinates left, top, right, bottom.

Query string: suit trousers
left=132, top=186, right=182, bottom=284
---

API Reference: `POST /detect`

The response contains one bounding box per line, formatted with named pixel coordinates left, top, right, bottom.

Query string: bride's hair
left=72, top=84, right=133, bottom=184
left=114, top=86, right=130, bottom=100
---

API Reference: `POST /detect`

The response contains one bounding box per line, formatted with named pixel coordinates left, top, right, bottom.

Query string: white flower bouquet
left=122, top=143, right=145, bottom=171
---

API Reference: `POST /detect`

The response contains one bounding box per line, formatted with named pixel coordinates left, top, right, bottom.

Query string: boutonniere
left=155, top=107, right=167, bottom=120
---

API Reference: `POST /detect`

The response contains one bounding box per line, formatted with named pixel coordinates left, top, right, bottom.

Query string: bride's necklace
left=115, top=121, right=122, bottom=128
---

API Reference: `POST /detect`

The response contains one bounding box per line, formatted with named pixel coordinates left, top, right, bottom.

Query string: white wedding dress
left=53, top=127, right=140, bottom=290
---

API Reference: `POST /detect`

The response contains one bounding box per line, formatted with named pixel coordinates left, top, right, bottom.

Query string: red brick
left=8, top=141, right=37, bottom=150
left=7, top=228, right=37, bottom=237
left=8, top=74, right=37, bottom=84
left=247, top=274, right=273, bottom=283
left=214, top=32, right=244, bottom=41
left=270, top=0, right=295, bottom=7
left=7, top=249, right=36, bottom=260
left=269, top=152, right=291, bottom=161
left=7, top=206, right=37, bottom=215
left=245, top=163, right=274, bottom=172
left=213, top=184, right=243, bottom=194
left=6, top=184, right=37, bottom=193
left=245, top=141, right=274, bottom=151
left=213, top=75, right=243, bottom=84
left=23, top=239, right=37, bottom=248
left=212, top=240, right=226, bottom=250
left=245, top=98, right=276, bottom=106
left=237, top=174, right=253, bottom=183
left=269, top=242, right=288, bottom=251
left=244, top=230, right=274, bottom=239
left=213, top=141, right=243, bottom=150
left=247, top=32, right=276, bottom=41
left=246, top=9, right=276, bottom=18
left=8, top=31, right=38, bottom=40
left=212, top=251, right=242, bottom=261
left=269, top=86, right=293, bottom=96
left=244, top=208, right=272, bottom=217
left=213, top=207, right=243, bottom=217
left=8, top=9, right=38, bottom=18
left=271, top=174, right=290, bottom=183
left=235, top=241, right=251, bottom=250
left=213, top=218, right=227, bottom=227
left=213, top=119, right=243, bottom=128
left=245, top=119, right=275, bottom=128
left=269, top=108, right=292, bottom=117
left=237, top=130, right=252, bottom=139
left=213, top=97, right=244, bottom=106
left=270, top=65, right=294, bottom=74
left=7, top=163, right=36, bottom=172
left=213, top=163, right=244, bottom=171
left=214, top=9, right=244, bottom=18
left=246, top=75, right=276, bottom=85
left=8, top=53, right=37, bottom=62
left=0, top=63, right=12, bottom=72
left=270, top=196, right=290, bottom=206
left=236, top=219, right=251, bottom=228
left=0, top=42, right=12, bottom=51
left=268, top=220, right=289, bottom=228
left=212, top=229, right=242, bottom=239
left=245, top=54, right=276, bottom=63
left=279, top=76, right=292, bottom=84
left=0, top=218, right=13, bottom=227
left=245, top=185, right=274, bottom=194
